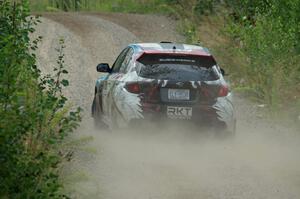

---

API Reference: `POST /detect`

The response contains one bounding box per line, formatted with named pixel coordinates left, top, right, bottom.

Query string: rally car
left=92, top=42, right=236, bottom=135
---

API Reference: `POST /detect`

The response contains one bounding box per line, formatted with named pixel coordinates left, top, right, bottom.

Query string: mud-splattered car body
left=92, top=43, right=236, bottom=134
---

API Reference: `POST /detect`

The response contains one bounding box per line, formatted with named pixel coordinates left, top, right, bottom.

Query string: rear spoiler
left=136, top=52, right=216, bottom=68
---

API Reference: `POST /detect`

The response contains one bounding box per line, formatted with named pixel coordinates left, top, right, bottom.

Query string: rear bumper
left=130, top=103, right=231, bottom=131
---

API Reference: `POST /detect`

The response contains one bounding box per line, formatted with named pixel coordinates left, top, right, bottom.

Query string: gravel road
left=34, top=13, right=300, bottom=199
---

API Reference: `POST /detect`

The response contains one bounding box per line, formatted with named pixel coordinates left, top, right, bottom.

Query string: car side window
left=119, top=48, right=134, bottom=74
left=111, top=48, right=129, bottom=73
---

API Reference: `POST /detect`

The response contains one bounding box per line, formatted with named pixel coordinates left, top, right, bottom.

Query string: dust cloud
left=67, top=117, right=300, bottom=199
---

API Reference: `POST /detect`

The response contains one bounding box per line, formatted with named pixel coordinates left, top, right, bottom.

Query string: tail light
left=218, top=85, right=229, bottom=97
left=125, top=82, right=140, bottom=94
left=201, top=87, right=210, bottom=97
left=147, top=85, right=159, bottom=102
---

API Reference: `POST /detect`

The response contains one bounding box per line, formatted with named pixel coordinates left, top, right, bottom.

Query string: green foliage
left=179, top=19, right=197, bottom=43
left=225, top=0, right=272, bottom=20
left=0, top=1, right=81, bottom=198
left=224, top=0, right=300, bottom=107
left=194, top=0, right=215, bottom=15
left=48, top=0, right=82, bottom=11
left=29, top=0, right=173, bottom=13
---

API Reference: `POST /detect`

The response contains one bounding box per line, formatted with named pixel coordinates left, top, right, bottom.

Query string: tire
left=214, top=119, right=236, bottom=139
left=92, top=95, right=107, bottom=129
left=110, top=105, right=122, bottom=131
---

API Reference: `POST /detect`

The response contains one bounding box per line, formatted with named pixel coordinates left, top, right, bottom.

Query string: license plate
left=167, top=106, right=192, bottom=120
left=168, top=89, right=190, bottom=100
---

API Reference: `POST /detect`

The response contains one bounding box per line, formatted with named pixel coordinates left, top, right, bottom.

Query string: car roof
left=131, top=43, right=212, bottom=56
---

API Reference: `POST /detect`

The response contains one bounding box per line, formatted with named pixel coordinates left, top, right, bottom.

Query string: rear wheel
left=214, top=119, right=236, bottom=139
left=92, top=95, right=107, bottom=129
left=110, top=104, right=125, bottom=131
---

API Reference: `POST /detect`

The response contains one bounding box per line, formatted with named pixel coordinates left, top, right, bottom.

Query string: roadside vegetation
left=29, top=0, right=168, bottom=13
left=0, top=1, right=81, bottom=198
left=177, top=0, right=300, bottom=119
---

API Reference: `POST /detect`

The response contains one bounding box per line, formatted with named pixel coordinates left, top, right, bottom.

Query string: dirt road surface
left=34, top=13, right=300, bottom=199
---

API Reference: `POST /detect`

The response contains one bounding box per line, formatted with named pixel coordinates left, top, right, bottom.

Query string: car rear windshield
left=137, top=54, right=219, bottom=81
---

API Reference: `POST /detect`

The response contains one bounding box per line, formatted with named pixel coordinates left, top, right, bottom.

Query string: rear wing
left=136, top=52, right=216, bottom=68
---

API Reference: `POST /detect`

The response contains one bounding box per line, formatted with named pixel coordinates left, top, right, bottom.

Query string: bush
left=0, top=1, right=81, bottom=198
left=194, top=0, right=215, bottom=15
left=225, top=0, right=300, bottom=107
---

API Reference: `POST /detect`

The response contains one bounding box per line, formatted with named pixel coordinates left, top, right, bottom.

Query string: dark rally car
left=92, top=42, right=236, bottom=135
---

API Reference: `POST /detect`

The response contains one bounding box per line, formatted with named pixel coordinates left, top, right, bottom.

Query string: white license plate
left=167, top=106, right=192, bottom=120
left=168, top=89, right=190, bottom=100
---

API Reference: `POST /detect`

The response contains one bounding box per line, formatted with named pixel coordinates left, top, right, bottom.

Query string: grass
left=29, top=0, right=172, bottom=13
